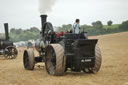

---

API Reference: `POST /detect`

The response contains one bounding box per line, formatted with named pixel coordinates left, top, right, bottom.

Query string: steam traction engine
left=0, top=23, right=18, bottom=59
left=23, top=15, right=102, bottom=76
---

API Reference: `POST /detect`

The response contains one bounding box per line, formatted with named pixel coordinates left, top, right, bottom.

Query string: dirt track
left=0, top=32, right=128, bottom=85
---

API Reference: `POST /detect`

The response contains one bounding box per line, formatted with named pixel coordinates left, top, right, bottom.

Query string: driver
left=72, top=19, right=80, bottom=34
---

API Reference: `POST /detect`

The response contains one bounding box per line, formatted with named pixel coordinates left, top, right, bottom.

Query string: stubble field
left=0, top=32, right=128, bottom=85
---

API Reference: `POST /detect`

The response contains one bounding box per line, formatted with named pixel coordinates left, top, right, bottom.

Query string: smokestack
left=4, top=23, right=9, bottom=40
left=40, top=15, right=47, bottom=31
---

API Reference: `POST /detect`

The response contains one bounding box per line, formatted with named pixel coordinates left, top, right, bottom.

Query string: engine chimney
left=40, top=15, right=47, bottom=31
left=4, top=23, right=9, bottom=40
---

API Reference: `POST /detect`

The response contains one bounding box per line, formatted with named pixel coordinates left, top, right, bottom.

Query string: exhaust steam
left=39, top=0, right=56, bottom=14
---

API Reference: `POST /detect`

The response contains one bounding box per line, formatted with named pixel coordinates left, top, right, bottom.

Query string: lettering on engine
left=81, top=59, right=92, bottom=62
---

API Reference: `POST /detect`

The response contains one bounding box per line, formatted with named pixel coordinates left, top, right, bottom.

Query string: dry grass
left=0, top=32, right=128, bottom=85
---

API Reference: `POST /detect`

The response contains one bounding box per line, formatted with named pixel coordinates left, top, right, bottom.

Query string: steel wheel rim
left=24, top=52, right=29, bottom=69
left=45, top=46, right=56, bottom=75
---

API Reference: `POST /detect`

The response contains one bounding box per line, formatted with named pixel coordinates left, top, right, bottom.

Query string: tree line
left=56, top=20, right=128, bottom=36
left=1, top=20, right=127, bottom=42
left=10, top=27, right=40, bottom=42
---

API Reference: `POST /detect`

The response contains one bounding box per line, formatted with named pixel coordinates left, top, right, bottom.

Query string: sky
left=0, top=0, right=128, bottom=33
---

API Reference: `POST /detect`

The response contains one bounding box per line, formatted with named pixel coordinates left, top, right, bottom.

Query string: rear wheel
left=23, top=49, right=35, bottom=70
left=4, top=46, right=18, bottom=59
left=45, top=44, right=66, bottom=76
left=83, top=44, right=102, bottom=73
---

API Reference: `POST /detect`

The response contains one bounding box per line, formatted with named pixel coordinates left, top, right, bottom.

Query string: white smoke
left=39, top=0, right=56, bottom=14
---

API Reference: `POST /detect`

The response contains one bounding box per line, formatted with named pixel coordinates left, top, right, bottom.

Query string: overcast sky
left=0, top=0, right=128, bottom=33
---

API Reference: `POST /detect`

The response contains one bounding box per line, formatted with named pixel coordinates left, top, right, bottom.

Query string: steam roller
left=23, top=15, right=102, bottom=76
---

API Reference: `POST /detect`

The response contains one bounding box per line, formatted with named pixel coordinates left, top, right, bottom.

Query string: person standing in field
left=72, top=19, right=80, bottom=34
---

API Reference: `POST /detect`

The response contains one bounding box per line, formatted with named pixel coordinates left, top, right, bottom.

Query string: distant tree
left=16, top=28, right=22, bottom=34
left=80, top=24, right=91, bottom=32
left=62, top=24, right=72, bottom=31
left=92, top=21, right=103, bottom=34
left=11, top=28, right=22, bottom=34
left=119, top=20, right=128, bottom=31
left=10, top=28, right=15, bottom=33
left=92, top=22, right=96, bottom=26
left=107, top=20, right=113, bottom=26
left=56, top=24, right=72, bottom=32
left=92, top=21, right=103, bottom=29
left=30, top=27, right=40, bottom=33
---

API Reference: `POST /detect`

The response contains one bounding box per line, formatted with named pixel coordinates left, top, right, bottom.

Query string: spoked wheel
left=23, top=49, right=35, bottom=70
left=43, top=22, right=54, bottom=44
left=83, top=44, right=102, bottom=73
left=45, top=44, right=66, bottom=76
left=4, top=46, right=18, bottom=59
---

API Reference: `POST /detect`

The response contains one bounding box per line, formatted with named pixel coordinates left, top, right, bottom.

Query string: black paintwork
left=34, top=15, right=98, bottom=72
left=0, top=23, right=14, bottom=54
